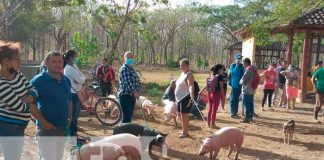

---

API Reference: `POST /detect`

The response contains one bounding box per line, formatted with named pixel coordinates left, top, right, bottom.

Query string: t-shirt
left=262, top=69, right=277, bottom=89
left=279, top=67, right=286, bottom=85
left=313, top=68, right=324, bottom=93
left=31, top=72, right=72, bottom=128
left=215, top=75, right=224, bottom=92
left=221, top=72, right=228, bottom=89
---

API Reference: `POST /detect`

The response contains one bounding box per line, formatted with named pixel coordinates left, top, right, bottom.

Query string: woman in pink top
left=260, top=62, right=277, bottom=111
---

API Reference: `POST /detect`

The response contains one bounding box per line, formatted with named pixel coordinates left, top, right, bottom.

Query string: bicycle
left=83, top=80, right=123, bottom=126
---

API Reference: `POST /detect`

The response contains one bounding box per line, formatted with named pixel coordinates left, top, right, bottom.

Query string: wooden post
left=228, top=49, right=234, bottom=67
left=316, top=35, right=322, bottom=63
left=301, top=31, right=310, bottom=103
left=286, top=32, right=294, bottom=64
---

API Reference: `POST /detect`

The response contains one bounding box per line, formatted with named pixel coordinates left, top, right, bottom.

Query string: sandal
left=179, top=134, right=189, bottom=138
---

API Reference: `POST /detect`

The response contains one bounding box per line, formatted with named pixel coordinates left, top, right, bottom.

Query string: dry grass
left=23, top=67, right=324, bottom=160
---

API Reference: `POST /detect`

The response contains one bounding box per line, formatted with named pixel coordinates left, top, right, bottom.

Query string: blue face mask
left=73, top=58, right=78, bottom=65
left=125, top=58, right=134, bottom=65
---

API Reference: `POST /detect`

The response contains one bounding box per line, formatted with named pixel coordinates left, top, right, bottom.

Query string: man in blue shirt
left=119, top=51, right=140, bottom=123
left=31, top=51, right=72, bottom=160
left=229, top=53, right=245, bottom=118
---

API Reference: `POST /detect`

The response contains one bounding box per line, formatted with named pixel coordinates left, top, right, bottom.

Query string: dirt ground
left=21, top=67, right=324, bottom=160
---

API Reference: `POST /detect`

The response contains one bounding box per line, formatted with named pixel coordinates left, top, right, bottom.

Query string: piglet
left=78, top=142, right=126, bottom=160
left=162, top=100, right=178, bottom=126
left=198, top=127, right=244, bottom=160
left=97, top=133, right=142, bottom=160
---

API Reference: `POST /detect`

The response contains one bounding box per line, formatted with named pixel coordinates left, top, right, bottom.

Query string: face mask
left=8, top=67, right=18, bottom=75
left=125, top=58, right=134, bottom=65
left=288, top=67, right=293, bottom=72
left=73, top=58, right=78, bottom=64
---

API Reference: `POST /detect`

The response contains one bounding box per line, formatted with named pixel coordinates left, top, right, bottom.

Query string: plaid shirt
left=118, top=64, right=140, bottom=95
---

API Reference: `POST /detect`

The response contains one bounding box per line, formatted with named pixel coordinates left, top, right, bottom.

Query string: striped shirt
left=118, top=64, right=140, bottom=95
left=0, top=72, right=38, bottom=124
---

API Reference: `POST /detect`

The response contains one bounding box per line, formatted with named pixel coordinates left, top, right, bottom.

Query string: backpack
left=205, top=75, right=218, bottom=93
left=247, top=66, right=260, bottom=90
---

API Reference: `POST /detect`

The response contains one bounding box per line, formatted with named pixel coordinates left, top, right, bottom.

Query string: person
left=240, top=58, right=257, bottom=123
left=313, top=61, right=323, bottom=74
left=271, top=60, right=280, bottom=106
left=175, top=59, right=195, bottom=138
left=260, top=62, right=277, bottom=111
left=31, top=51, right=73, bottom=160
left=281, top=65, right=298, bottom=109
left=63, top=49, right=85, bottom=136
left=199, top=64, right=224, bottom=128
left=118, top=51, right=140, bottom=123
left=276, top=61, right=288, bottom=108
left=161, top=80, right=176, bottom=103
left=228, top=53, right=245, bottom=118
left=0, top=41, right=40, bottom=160
left=311, top=66, right=324, bottom=123
left=220, top=65, right=228, bottom=111
left=96, top=57, right=116, bottom=97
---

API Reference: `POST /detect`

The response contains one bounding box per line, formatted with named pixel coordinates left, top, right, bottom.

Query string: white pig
left=198, top=127, right=244, bottom=160
left=78, top=142, right=126, bottom=160
left=135, top=96, right=158, bottom=119
left=97, top=133, right=142, bottom=160
left=162, top=99, right=178, bottom=126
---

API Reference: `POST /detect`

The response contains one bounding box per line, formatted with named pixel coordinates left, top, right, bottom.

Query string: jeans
left=243, top=94, right=254, bottom=120
left=262, top=89, right=274, bottom=108
left=0, top=121, right=27, bottom=160
left=70, top=93, right=81, bottom=136
left=99, top=80, right=112, bottom=97
left=230, top=87, right=241, bottom=117
left=119, top=94, right=136, bottom=123
left=36, top=127, right=68, bottom=160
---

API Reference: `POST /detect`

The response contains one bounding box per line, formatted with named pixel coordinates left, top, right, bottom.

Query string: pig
left=77, top=141, right=126, bottom=160
left=162, top=99, right=178, bottom=126
left=113, top=123, right=168, bottom=157
left=135, top=96, right=158, bottom=119
left=283, top=120, right=295, bottom=145
left=198, top=127, right=244, bottom=160
left=97, top=133, right=142, bottom=160
left=107, top=95, right=120, bottom=117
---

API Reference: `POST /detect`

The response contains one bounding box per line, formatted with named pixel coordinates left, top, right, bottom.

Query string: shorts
left=286, top=85, right=298, bottom=99
left=177, top=95, right=192, bottom=113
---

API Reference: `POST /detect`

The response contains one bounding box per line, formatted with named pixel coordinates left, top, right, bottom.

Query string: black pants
left=262, top=89, right=274, bottom=108
left=99, top=80, right=112, bottom=97
left=119, top=94, right=136, bottom=123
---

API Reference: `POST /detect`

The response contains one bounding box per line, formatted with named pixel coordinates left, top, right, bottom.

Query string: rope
left=192, top=100, right=212, bottom=133
left=139, top=103, right=149, bottom=128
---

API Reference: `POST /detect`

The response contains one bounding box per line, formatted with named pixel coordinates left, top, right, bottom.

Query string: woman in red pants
left=199, top=64, right=224, bottom=128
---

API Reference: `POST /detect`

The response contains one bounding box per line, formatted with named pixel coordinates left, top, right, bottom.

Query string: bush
left=167, top=59, right=178, bottom=68
left=147, top=82, right=161, bottom=89
left=148, top=88, right=161, bottom=96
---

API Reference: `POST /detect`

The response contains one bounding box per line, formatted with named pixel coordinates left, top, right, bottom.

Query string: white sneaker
left=314, top=119, right=321, bottom=123
left=268, top=107, right=274, bottom=111
left=281, top=104, right=287, bottom=108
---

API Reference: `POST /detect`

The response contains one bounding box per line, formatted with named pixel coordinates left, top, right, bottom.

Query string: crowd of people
left=0, top=38, right=324, bottom=159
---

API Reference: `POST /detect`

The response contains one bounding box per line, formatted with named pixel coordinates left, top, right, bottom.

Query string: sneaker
left=261, top=108, right=265, bottom=111
left=231, top=115, right=240, bottom=119
left=241, top=118, right=250, bottom=123
left=267, top=108, right=274, bottom=111
left=281, top=104, right=287, bottom=108
left=314, top=119, right=321, bottom=123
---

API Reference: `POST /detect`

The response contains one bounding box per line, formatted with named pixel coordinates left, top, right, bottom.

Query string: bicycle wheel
left=94, top=97, right=122, bottom=126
